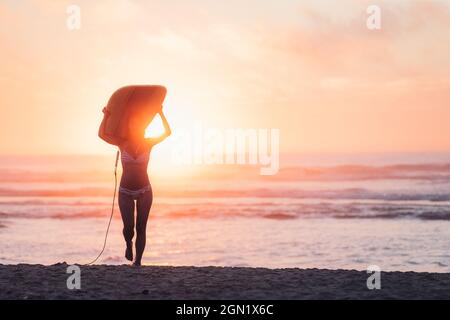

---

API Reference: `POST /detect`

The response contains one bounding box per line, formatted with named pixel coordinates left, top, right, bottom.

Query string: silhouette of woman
left=117, top=109, right=171, bottom=266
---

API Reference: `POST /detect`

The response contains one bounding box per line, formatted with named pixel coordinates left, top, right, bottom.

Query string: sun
left=143, top=102, right=202, bottom=178
left=145, top=114, right=165, bottom=138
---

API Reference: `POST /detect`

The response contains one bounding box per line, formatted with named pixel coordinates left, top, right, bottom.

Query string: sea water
left=0, top=153, right=448, bottom=272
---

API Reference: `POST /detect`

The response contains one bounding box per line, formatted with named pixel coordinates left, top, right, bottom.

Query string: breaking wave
left=1, top=200, right=450, bottom=221
left=2, top=161, right=450, bottom=222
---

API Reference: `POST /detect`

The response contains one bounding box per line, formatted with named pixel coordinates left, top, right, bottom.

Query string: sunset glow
left=1, top=0, right=450, bottom=158
left=0, top=2, right=449, bottom=301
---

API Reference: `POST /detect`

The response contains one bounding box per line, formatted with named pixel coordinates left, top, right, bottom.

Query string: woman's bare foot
left=132, top=261, right=141, bottom=267
left=125, top=242, right=133, bottom=261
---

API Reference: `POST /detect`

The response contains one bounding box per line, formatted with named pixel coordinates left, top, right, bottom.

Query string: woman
left=117, top=109, right=171, bottom=266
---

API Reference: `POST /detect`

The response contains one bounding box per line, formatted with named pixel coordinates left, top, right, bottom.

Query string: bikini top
left=121, top=148, right=150, bottom=165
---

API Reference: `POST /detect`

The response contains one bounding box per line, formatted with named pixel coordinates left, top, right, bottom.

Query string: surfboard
left=99, top=85, right=167, bottom=146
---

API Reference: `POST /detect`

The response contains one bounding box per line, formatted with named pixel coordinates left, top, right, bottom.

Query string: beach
left=0, top=263, right=449, bottom=300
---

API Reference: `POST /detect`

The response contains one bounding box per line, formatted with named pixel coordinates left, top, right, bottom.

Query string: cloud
left=1, top=0, right=450, bottom=153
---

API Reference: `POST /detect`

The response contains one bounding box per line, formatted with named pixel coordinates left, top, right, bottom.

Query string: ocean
left=0, top=153, right=449, bottom=272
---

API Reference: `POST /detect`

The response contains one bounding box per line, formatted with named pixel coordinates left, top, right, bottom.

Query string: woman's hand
left=144, top=108, right=172, bottom=147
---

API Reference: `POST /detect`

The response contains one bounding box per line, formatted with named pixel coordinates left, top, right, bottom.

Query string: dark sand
left=0, top=263, right=448, bottom=299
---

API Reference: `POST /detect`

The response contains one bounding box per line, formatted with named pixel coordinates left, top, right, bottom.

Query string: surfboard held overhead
left=98, top=85, right=167, bottom=146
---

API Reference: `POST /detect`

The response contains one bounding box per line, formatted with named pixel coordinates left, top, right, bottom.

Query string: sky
left=1, top=0, right=450, bottom=155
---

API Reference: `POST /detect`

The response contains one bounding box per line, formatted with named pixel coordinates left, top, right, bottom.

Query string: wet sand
left=0, top=263, right=448, bottom=299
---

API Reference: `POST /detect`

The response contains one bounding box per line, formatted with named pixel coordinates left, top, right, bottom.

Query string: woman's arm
left=99, top=107, right=125, bottom=147
left=145, top=109, right=172, bottom=146
left=160, top=110, right=172, bottom=137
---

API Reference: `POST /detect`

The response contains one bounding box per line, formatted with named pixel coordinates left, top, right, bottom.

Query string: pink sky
left=1, top=0, right=450, bottom=155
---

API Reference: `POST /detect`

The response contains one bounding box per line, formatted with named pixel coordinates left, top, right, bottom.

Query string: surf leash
left=85, top=149, right=120, bottom=265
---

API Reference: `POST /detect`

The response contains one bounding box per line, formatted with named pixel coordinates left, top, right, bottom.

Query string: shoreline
left=0, top=263, right=449, bottom=299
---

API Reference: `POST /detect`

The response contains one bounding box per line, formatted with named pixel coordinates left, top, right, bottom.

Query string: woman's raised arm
left=145, top=109, right=172, bottom=146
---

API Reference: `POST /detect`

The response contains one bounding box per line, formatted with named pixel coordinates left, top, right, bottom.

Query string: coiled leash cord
left=85, top=150, right=120, bottom=265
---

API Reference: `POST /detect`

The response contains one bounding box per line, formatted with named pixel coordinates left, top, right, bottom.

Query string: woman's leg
left=118, top=191, right=135, bottom=261
left=134, top=188, right=153, bottom=265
